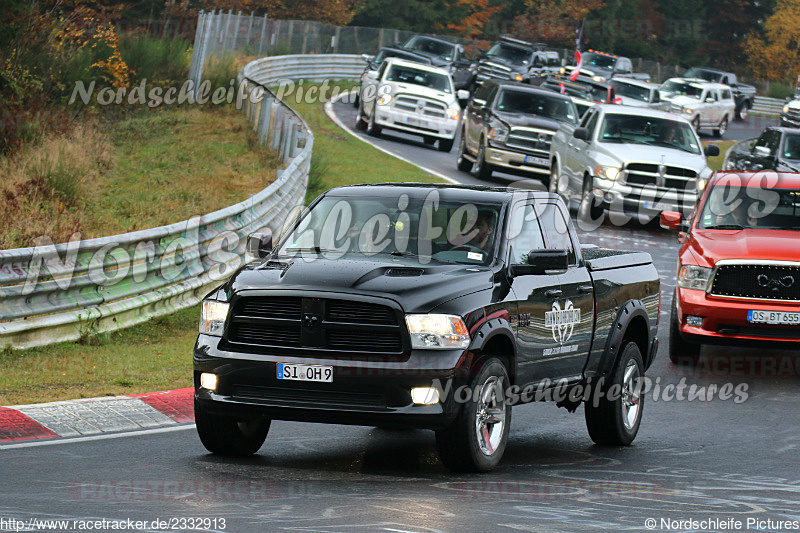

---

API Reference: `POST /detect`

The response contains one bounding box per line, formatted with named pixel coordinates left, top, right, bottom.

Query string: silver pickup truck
left=549, top=105, right=719, bottom=223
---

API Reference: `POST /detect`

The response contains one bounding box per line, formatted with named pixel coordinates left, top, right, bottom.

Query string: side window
left=578, top=108, right=595, bottom=128
left=533, top=56, right=543, bottom=68
left=507, top=204, right=546, bottom=265
left=377, top=62, right=389, bottom=80
left=581, top=110, right=599, bottom=136
left=538, top=203, right=577, bottom=265
left=472, top=82, right=492, bottom=103
left=721, top=89, right=732, bottom=101
left=618, top=58, right=632, bottom=73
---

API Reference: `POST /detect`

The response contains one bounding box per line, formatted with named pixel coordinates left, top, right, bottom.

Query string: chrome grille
left=505, top=128, right=553, bottom=157
left=477, top=61, right=513, bottom=81
left=624, top=162, right=697, bottom=191
left=710, top=263, right=800, bottom=302
left=393, top=96, right=447, bottom=118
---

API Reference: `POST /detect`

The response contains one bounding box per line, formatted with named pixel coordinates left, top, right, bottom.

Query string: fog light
left=685, top=315, right=704, bottom=327
left=200, top=373, right=218, bottom=391
left=411, top=387, right=440, bottom=405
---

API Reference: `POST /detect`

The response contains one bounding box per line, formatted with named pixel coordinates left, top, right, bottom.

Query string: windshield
left=683, top=68, right=721, bottom=82
left=495, top=90, right=577, bottom=123
left=386, top=64, right=451, bottom=93
left=403, top=36, right=456, bottom=61
left=699, top=184, right=800, bottom=230
left=276, top=196, right=504, bottom=265
left=661, top=80, right=703, bottom=99
left=598, top=114, right=701, bottom=154
left=614, top=82, right=650, bottom=102
left=782, top=134, right=800, bottom=160
left=486, top=43, right=530, bottom=66
left=582, top=52, right=616, bottom=71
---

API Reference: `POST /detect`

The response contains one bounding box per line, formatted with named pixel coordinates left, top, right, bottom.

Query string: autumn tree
left=443, top=0, right=503, bottom=39
left=746, top=0, right=800, bottom=82
left=511, top=0, right=605, bottom=47
left=201, top=0, right=359, bottom=25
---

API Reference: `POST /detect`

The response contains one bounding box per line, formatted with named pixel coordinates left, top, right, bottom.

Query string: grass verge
left=1, top=82, right=440, bottom=405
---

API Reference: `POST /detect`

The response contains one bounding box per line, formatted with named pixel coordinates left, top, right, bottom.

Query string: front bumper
left=486, top=145, right=550, bottom=175
left=374, top=107, right=458, bottom=140
left=193, top=334, right=471, bottom=429
left=676, top=288, right=800, bottom=345
left=591, top=176, right=698, bottom=218
left=780, top=112, right=800, bottom=127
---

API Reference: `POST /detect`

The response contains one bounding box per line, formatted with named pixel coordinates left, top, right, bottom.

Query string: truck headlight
left=377, top=93, right=393, bottom=106
left=592, top=75, right=606, bottom=82
left=200, top=300, right=229, bottom=336
left=682, top=107, right=694, bottom=115
left=488, top=127, right=508, bottom=143
left=595, top=165, right=621, bottom=181
left=559, top=67, right=566, bottom=75
left=678, top=265, right=712, bottom=290
left=405, top=314, right=470, bottom=350
left=783, top=105, right=790, bottom=113
left=446, top=108, right=460, bottom=120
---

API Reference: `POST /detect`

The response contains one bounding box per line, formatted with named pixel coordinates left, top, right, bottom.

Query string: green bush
left=119, top=35, right=191, bottom=84
left=767, top=81, right=795, bottom=100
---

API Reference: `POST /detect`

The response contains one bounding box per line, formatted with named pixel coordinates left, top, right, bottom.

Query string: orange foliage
left=201, top=0, right=358, bottom=26
left=746, top=0, right=800, bottom=82
left=445, top=0, right=503, bottom=39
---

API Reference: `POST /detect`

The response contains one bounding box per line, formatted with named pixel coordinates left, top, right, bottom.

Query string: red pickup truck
left=661, top=171, right=800, bottom=364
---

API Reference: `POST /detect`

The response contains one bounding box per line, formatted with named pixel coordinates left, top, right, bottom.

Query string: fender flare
left=467, top=316, right=516, bottom=378
left=597, top=299, right=651, bottom=380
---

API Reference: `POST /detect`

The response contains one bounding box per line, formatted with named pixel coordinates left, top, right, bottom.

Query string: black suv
left=724, top=127, right=800, bottom=171
left=472, top=36, right=550, bottom=87
left=457, top=80, right=579, bottom=183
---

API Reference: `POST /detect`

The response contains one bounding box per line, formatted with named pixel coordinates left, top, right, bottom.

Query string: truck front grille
left=505, top=128, right=553, bottom=157
left=478, top=62, right=513, bottom=80
left=710, top=264, right=800, bottom=302
left=225, top=296, right=406, bottom=357
left=625, top=163, right=697, bottom=191
left=393, top=96, right=447, bottom=118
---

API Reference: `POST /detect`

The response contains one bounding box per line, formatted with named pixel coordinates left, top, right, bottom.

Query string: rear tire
left=691, top=116, right=701, bottom=133
left=714, top=116, right=728, bottom=138
left=669, top=293, right=701, bottom=365
left=355, top=100, right=367, bottom=131
left=195, top=400, right=270, bottom=456
left=585, top=342, right=644, bottom=446
left=435, top=358, right=511, bottom=472
left=438, top=137, right=455, bottom=152
left=737, top=104, right=749, bottom=121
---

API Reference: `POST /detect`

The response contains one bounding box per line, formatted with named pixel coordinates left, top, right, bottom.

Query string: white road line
left=323, top=92, right=461, bottom=185
left=0, top=424, right=195, bottom=450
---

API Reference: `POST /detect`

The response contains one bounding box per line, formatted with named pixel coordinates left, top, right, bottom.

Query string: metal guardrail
left=752, top=96, right=784, bottom=117
left=0, top=55, right=365, bottom=350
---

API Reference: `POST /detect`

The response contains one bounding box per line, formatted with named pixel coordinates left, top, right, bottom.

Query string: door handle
left=545, top=289, right=563, bottom=299
left=578, top=285, right=593, bottom=294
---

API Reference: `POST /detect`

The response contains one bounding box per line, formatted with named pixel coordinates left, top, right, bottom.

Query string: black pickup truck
left=682, top=67, right=756, bottom=120
left=193, top=184, right=661, bottom=472
left=470, top=35, right=551, bottom=87
left=723, top=127, right=800, bottom=171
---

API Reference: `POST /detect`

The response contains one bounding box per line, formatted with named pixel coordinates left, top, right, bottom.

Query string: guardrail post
left=258, top=14, right=267, bottom=55
left=246, top=11, right=253, bottom=45
left=232, top=11, right=242, bottom=52
left=287, top=21, right=294, bottom=53
left=258, top=95, right=272, bottom=145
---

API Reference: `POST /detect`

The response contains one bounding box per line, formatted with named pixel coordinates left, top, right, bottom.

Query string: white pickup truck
left=356, top=58, right=469, bottom=152
left=659, top=78, right=736, bottom=137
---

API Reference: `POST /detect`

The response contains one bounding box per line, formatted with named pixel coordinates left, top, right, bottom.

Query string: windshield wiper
left=283, top=246, right=337, bottom=253
left=703, top=224, right=744, bottom=230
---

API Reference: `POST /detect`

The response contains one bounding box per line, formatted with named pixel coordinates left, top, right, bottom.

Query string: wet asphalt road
left=0, top=102, right=796, bottom=533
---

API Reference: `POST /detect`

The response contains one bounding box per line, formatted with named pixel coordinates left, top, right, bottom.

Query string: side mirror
left=361, top=53, right=374, bottom=64
left=705, top=96, right=715, bottom=103
left=573, top=127, right=590, bottom=141
left=510, top=250, right=569, bottom=277
left=704, top=144, right=720, bottom=157
left=753, top=145, right=772, bottom=158
left=247, top=231, right=273, bottom=258
left=472, top=97, right=487, bottom=108
left=457, top=89, right=470, bottom=101
left=659, top=211, right=682, bottom=231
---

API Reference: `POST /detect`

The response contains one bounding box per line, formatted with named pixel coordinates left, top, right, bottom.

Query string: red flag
left=558, top=83, right=566, bottom=94
left=569, top=50, right=582, bottom=81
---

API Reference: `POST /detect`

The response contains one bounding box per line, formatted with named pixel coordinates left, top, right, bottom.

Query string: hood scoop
left=385, top=267, right=424, bottom=277
left=258, top=260, right=293, bottom=276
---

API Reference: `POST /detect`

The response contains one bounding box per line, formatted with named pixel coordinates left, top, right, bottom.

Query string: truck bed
left=582, top=247, right=653, bottom=271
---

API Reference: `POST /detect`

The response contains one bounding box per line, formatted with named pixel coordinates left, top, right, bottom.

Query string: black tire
left=367, top=110, right=382, bottom=137
left=355, top=101, right=367, bottom=131
left=352, top=91, right=360, bottom=108
left=195, top=400, right=270, bottom=456
left=669, top=293, right=701, bottom=365
left=578, top=176, right=604, bottom=223
left=435, top=358, right=512, bottom=472
left=691, top=116, right=701, bottom=133
left=472, top=140, right=493, bottom=180
left=438, top=137, right=455, bottom=152
left=456, top=132, right=473, bottom=172
left=584, top=341, right=644, bottom=446
left=714, top=116, right=728, bottom=138
left=736, top=103, right=749, bottom=121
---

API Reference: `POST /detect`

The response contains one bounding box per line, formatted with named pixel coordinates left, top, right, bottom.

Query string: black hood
left=493, top=111, right=562, bottom=131
left=480, top=56, right=527, bottom=73
left=225, top=255, right=495, bottom=314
